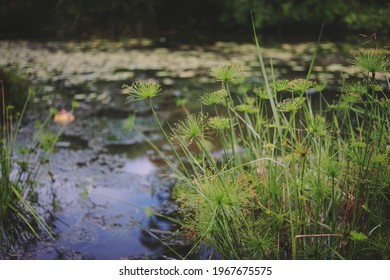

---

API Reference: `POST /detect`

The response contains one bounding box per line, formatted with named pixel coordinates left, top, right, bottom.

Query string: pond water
left=0, top=39, right=385, bottom=259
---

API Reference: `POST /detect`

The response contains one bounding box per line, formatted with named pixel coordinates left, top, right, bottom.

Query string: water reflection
left=122, top=157, right=157, bottom=175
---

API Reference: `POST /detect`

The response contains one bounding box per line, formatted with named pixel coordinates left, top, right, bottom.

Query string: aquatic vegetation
left=208, top=116, right=231, bottom=132
left=0, top=80, right=76, bottom=257
left=209, top=64, right=243, bottom=84
left=172, top=114, right=208, bottom=145
left=349, top=48, right=389, bottom=77
left=125, top=34, right=389, bottom=260
left=287, top=79, right=316, bottom=93
left=277, top=97, right=306, bottom=112
left=201, top=89, right=228, bottom=106
left=123, top=80, right=162, bottom=101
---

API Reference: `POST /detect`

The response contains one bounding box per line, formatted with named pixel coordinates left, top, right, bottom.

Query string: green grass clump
left=125, top=37, right=389, bottom=259
left=1, top=81, right=76, bottom=257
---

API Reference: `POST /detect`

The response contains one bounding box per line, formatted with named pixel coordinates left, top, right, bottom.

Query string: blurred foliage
left=0, top=68, right=29, bottom=111
left=0, top=0, right=388, bottom=39
left=217, top=0, right=390, bottom=31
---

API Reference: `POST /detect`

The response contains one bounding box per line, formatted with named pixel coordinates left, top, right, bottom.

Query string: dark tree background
left=0, top=0, right=389, bottom=41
